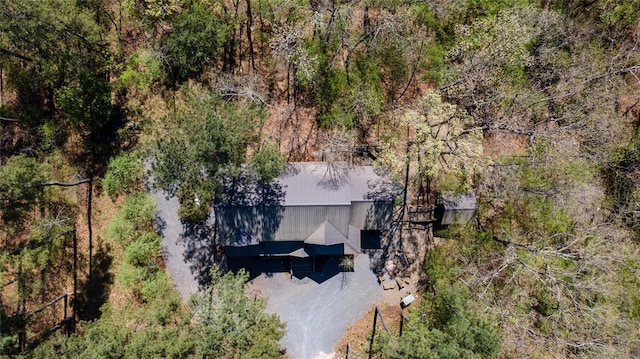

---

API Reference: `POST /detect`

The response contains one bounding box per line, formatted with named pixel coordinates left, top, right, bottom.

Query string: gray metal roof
left=289, top=247, right=310, bottom=258
left=217, top=163, right=396, bottom=251
left=217, top=205, right=351, bottom=244
left=278, top=163, right=351, bottom=205
left=349, top=202, right=393, bottom=230
left=348, top=166, right=395, bottom=202
left=304, top=220, right=348, bottom=246
left=439, top=192, right=478, bottom=210
left=346, top=225, right=362, bottom=255
left=278, top=163, right=395, bottom=206
left=438, top=192, right=478, bottom=225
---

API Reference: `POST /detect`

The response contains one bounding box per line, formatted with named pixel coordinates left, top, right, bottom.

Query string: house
left=215, top=162, right=396, bottom=278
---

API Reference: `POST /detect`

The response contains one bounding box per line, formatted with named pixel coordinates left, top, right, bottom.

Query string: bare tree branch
left=0, top=116, right=20, bottom=122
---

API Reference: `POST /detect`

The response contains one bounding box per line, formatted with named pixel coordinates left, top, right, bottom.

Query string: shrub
left=102, top=153, right=143, bottom=199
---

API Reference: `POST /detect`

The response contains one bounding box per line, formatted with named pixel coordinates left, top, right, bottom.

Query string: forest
left=1, top=0, right=640, bottom=357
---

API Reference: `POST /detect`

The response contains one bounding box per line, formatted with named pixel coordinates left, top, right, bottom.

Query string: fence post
left=73, top=226, right=77, bottom=320
left=368, top=307, right=378, bottom=359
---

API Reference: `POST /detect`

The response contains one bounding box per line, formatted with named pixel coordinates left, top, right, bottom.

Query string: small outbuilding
left=435, top=191, right=478, bottom=227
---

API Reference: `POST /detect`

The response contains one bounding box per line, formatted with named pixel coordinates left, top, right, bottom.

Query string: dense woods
left=1, top=0, right=640, bottom=357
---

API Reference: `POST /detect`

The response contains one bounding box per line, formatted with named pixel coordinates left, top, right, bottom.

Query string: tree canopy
left=28, top=268, right=285, bottom=359
left=2, top=0, right=640, bottom=357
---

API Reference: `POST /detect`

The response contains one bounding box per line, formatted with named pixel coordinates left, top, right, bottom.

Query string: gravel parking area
left=249, top=254, right=384, bottom=359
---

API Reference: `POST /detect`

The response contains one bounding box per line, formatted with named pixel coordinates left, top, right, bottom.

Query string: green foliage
left=5, top=0, right=640, bottom=357
left=116, top=220, right=162, bottom=302
left=315, top=57, right=353, bottom=128
left=0, top=0, right=110, bottom=133
left=421, top=42, right=447, bottom=83
left=0, top=155, right=47, bottom=226
left=106, top=192, right=157, bottom=246
left=39, top=120, right=67, bottom=150
left=116, top=50, right=163, bottom=91
left=124, top=234, right=160, bottom=267
left=0, top=333, right=18, bottom=356
left=377, top=90, right=483, bottom=189
left=27, top=305, right=192, bottom=359
left=162, top=0, right=230, bottom=81
left=190, top=267, right=286, bottom=358
left=31, top=268, right=284, bottom=359
left=602, top=136, right=640, bottom=231
left=0, top=152, right=80, bottom=356
left=462, top=0, right=532, bottom=19
left=102, top=152, right=143, bottom=199
left=377, top=247, right=501, bottom=358
left=339, top=255, right=355, bottom=271
left=450, top=5, right=538, bottom=76
left=251, top=142, right=287, bottom=182
left=151, top=85, right=263, bottom=201
left=139, top=274, right=174, bottom=306
left=619, top=259, right=640, bottom=319
left=138, top=0, right=181, bottom=20
left=117, top=261, right=148, bottom=289
left=176, top=182, right=211, bottom=224
left=597, top=0, right=640, bottom=32
left=57, top=72, right=112, bottom=135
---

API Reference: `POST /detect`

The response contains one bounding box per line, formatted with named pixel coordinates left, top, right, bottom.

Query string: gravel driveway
left=249, top=254, right=383, bottom=359
left=152, top=188, right=201, bottom=300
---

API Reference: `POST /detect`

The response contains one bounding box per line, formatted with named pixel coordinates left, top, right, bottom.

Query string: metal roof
left=277, top=205, right=350, bottom=240
left=278, top=163, right=351, bottom=206
left=278, top=163, right=396, bottom=206
left=349, top=201, right=393, bottom=230
left=345, top=225, right=362, bottom=255
left=289, top=247, right=310, bottom=258
left=439, top=192, right=478, bottom=210
left=217, top=163, right=396, bottom=253
left=304, top=220, right=348, bottom=246
left=348, top=166, right=395, bottom=202
left=216, top=205, right=351, bottom=244
left=438, top=192, right=478, bottom=225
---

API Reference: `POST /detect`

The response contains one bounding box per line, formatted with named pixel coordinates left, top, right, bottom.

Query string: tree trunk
left=246, top=0, right=255, bottom=71
left=0, top=65, right=3, bottom=106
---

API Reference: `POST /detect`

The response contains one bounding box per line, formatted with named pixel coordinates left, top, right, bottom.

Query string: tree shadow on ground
left=367, top=211, right=415, bottom=279
left=179, top=217, right=217, bottom=287
left=68, top=104, right=130, bottom=179
left=76, top=242, right=113, bottom=321
left=154, top=214, right=167, bottom=233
